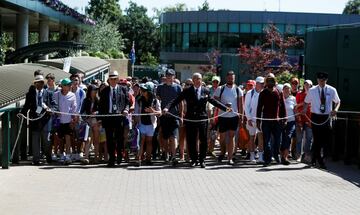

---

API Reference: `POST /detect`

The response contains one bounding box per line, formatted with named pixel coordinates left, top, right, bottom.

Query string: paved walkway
left=0, top=160, right=360, bottom=215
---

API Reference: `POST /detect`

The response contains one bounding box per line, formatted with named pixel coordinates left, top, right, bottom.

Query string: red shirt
left=257, top=87, right=286, bottom=121
left=296, top=90, right=311, bottom=126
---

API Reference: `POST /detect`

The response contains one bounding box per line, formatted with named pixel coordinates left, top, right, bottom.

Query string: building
left=0, top=0, right=94, bottom=53
left=160, top=11, right=360, bottom=81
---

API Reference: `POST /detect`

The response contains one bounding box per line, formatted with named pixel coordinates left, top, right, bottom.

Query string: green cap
left=61, top=78, right=72, bottom=86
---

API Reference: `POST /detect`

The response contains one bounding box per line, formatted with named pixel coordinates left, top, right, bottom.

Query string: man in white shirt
left=214, top=71, right=243, bottom=165
left=304, top=72, right=340, bottom=169
left=244, top=76, right=265, bottom=163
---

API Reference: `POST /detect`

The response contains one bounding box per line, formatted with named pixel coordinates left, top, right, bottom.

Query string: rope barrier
left=11, top=116, right=24, bottom=160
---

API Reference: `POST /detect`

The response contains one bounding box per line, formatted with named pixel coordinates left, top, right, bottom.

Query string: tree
left=120, top=1, right=160, bottom=64
left=343, top=0, right=360, bottom=14
left=86, top=0, right=123, bottom=23
left=82, top=19, right=125, bottom=54
left=198, top=0, right=211, bottom=11
left=238, top=23, right=304, bottom=78
left=140, top=52, right=158, bottom=67
left=152, top=3, right=188, bottom=25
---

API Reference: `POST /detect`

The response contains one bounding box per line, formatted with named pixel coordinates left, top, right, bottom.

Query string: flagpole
left=131, top=41, right=135, bottom=77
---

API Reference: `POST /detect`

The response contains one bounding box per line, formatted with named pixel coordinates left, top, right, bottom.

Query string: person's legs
left=261, top=121, right=272, bottom=164
left=198, top=122, right=208, bottom=165
left=105, top=127, right=115, bottom=165
left=296, top=124, right=304, bottom=159
left=227, top=130, right=235, bottom=162
left=115, top=123, right=124, bottom=164
left=31, top=131, right=41, bottom=163
left=186, top=122, right=198, bottom=164
left=272, top=122, right=282, bottom=163
left=145, top=136, right=153, bottom=162
left=304, top=124, right=313, bottom=161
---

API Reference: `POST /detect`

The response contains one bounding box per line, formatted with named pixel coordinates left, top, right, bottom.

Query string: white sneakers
left=250, top=152, right=256, bottom=164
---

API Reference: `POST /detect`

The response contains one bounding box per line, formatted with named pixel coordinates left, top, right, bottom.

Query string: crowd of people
left=20, top=68, right=340, bottom=169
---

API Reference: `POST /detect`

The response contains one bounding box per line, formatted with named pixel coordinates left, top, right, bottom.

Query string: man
left=54, top=78, right=77, bottom=164
left=304, top=72, right=340, bottom=169
left=156, top=69, right=182, bottom=165
left=70, top=74, right=86, bottom=161
left=164, top=73, right=230, bottom=168
left=256, top=76, right=286, bottom=166
left=214, top=71, right=243, bottom=165
left=244, top=76, right=265, bottom=164
left=21, top=74, right=57, bottom=165
left=99, top=71, right=130, bottom=167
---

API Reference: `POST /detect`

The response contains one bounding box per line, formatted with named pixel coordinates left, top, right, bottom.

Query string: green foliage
left=203, top=72, right=216, bottom=85
left=152, top=3, right=188, bottom=26
left=107, top=48, right=125, bottom=59
left=86, top=0, right=123, bottom=23
left=140, top=52, right=158, bottom=66
left=198, top=0, right=211, bottom=11
left=343, top=0, right=360, bottom=14
left=119, top=1, right=160, bottom=64
left=29, top=32, right=39, bottom=45
left=0, top=33, right=13, bottom=65
left=82, top=19, right=125, bottom=54
left=276, top=71, right=298, bottom=84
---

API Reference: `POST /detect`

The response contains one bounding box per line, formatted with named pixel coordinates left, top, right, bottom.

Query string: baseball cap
left=304, top=80, right=313, bottom=86
left=165, top=69, right=175, bottom=76
left=255, top=76, right=264, bottom=83
left=212, top=76, right=220, bottom=83
left=61, top=78, right=72, bottom=86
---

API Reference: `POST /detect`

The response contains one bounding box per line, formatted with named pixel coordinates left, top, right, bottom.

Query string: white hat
left=304, top=80, right=313, bottom=86
left=276, top=84, right=284, bottom=92
left=283, top=83, right=291, bottom=89
left=33, top=75, right=44, bottom=83
left=267, top=73, right=275, bottom=78
left=255, top=76, right=264, bottom=83
left=109, top=70, right=119, bottom=77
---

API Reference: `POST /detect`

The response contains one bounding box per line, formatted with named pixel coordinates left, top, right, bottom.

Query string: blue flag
left=129, top=41, right=136, bottom=65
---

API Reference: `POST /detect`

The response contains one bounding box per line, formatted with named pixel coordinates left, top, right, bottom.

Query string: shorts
left=58, top=123, right=73, bottom=138
left=160, top=115, right=179, bottom=139
left=218, top=116, right=239, bottom=133
left=139, top=123, right=156, bottom=137
left=246, top=123, right=258, bottom=136
left=75, top=122, right=90, bottom=141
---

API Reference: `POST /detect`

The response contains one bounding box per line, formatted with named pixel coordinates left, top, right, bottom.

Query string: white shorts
left=246, top=123, right=257, bottom=136
left=139, top=123, right=156, bottom=137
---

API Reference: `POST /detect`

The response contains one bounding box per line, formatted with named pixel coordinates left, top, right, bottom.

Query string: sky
left=61, top=0, right=349, bottom=16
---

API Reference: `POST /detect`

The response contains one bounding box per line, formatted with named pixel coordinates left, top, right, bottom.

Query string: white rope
left=11, top=116, right=24, bottom=160
left=17, top=112, right=47, bottom=121
left=235, top=112, right=301, bottom=121
left=304, top=114, right=332, bottom=126
left=49, top=110, right=159, bottom=117
left=166, top=111, right=229, bottom=123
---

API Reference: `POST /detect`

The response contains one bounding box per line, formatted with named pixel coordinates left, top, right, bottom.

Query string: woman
left=134, top=82, right=161, bottom=166
left=81, top=84, right=103, bottom=164
left=280, top=83, right=297, bottom=165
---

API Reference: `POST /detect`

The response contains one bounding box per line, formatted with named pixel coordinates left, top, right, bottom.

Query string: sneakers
left=79, top=152, right=84, bottom=160
left=227, top=160, right=235, bottom=166
left=281, top=158, right=290, bottom=165
left=59, top=153, right=66, bottom=163
left=171, top=157, right=178, bottom=167
left=65, top=155, right=72, bottom=164
left=249, top=152, right=256, bottom=164
left=51, top=153, right=58, bottom=161
left=257, top=152, right=265, bottom=164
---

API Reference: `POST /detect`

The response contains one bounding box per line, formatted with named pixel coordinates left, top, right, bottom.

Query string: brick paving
left=0, top=160, right=360, bottom=215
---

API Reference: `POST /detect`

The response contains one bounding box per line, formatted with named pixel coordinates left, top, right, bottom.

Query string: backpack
left=219, top=84, right=240, bottom=111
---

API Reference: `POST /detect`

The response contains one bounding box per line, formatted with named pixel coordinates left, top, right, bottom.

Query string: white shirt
left=73, top=87, right=85, bottom=113
left=304, top=84, right=340, bottom=115
left=285, top=95, right=297, bottom=122
left=109, top=86, right=118, bottom=113
left=55, top=91, right=77, bottom=124
left=214, top=85, right=243, bottom=118
left=35, top=89, right=44, bottom=108
left=244, top=88, right=260, bottom=121
left=194, top=86, right=201, bottom=100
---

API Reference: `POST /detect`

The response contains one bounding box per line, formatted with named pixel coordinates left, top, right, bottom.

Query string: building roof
left=38, top=57, right=110, bottom=77
left=0, top=63, right=70, bottom=108
left=161, top=11, right=360, bottom=26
